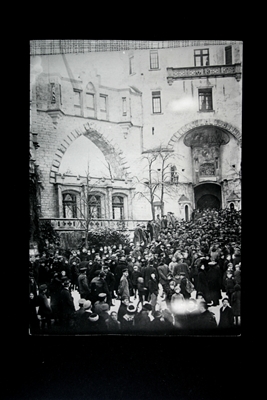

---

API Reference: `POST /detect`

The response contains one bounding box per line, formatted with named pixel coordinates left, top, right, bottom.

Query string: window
left=150, top=50, right=159, bottom=69
left=152, top=91, right=162, bottom=114
left=194, top=49, right=209, bottom=66
left=63, top=193, right=77, bottom=218
left=74, top=89, right=82, bottom=115
left=122, top=97, right=127, bottom=116
left=86, top=93, right=94, bottom=109
left=225, top=46, right=232, bottom=65
left=112, top=196, right=124, bottom=219
left=74, top=89, right=81, bottom=106
left=129, top=56, right=134, bottom=74
left=51, top=83, right=56, bottom=104
left=198, top=88, right=213, bottom=111
left=88, top=195, right=101, bottom=219
left=100, top=94, right=107, bottom=112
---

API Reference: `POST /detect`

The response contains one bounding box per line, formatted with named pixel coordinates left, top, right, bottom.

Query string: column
left=106, top=186, right=113, bottom=220
left=58, top=184, right=63, bottom=218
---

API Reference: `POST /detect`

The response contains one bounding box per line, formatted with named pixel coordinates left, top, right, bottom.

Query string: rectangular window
left=152, top=91, right=162, bottom=114
left=150, top=50, right=159, bottom=69
left=225, top=46, right=232, bottom=65
left=198, top=88, right=213, bottom=111
left=74, top=89, right=81, bottom=107
left=74, top=89, right=82, bottom=115
left=86, top=93, right=94, bottom=109
left=194, top=48, right=209, bottom=66
left=129, top=56, right=134, bottom=74
left=122, top=97, right=127, bottom=116
left=50, top=83, right=56, bottom=104
left=100, top=94, right=107, bottom=111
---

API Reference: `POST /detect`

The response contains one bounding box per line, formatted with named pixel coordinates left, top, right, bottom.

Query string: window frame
left=129, top=55, right=134, bottom=75
left=112, top=195, right=124, bottom=220
left=88, top=194, right=102, bottom=219
left=194, top=48, right=210, bottom=67
left=198, top=88, right=213, bottom=111
left=152, top=90, right=162, bottom=114
left=149, top=50, right=159, bottom=70
left=73, top=89, right=83, bottom=115
left=225, top=45, right=232, bottom=65
left=62, top=193, right=77, bottom=218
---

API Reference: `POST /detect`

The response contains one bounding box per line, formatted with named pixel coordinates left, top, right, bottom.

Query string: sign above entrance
left=183, top=126, right=230, bottom=147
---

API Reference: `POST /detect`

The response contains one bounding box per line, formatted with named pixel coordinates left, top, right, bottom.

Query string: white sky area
left=58, top=136, right=110, bottom=177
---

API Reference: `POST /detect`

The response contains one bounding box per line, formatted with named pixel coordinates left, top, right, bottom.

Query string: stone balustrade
left=167, top=63, right=242, bottom=84
left=40, top=218, right=149, bottom=232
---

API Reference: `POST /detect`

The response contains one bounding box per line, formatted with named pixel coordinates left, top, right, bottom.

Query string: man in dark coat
left=37, top=284, right=52, bottom=332
left=194, top=300, right=217, bottom=331
left=157, top=262, right=169, bottom=294
left=147, top=221, right=154, bottom=242
left=90, top=271, right=111, bottom=305
left=114, top=256, right=128, bottom=292
left=206, top=261, right=222, bottom=306
left=218, top=297, right=234, bottom=329
left=58, top=279, right=76, bottom=332
left=77, top=265, right=91, bottom=300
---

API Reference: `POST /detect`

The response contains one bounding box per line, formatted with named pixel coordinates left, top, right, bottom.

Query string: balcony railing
left=40, top=218, right=149, bottom=232
left=166, top=63, right=242, bottom=84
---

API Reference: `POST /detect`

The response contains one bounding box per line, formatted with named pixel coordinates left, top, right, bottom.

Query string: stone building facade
left=30, top=40, right=242, bottom=235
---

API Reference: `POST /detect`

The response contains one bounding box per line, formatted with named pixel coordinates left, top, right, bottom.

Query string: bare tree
left=133, top=145, right=183, bottom=220
left=75, top=163, right=105, bottom=248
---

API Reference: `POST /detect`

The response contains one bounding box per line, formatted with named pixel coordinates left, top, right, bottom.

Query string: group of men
left=29, top=207, right=241, bottom=335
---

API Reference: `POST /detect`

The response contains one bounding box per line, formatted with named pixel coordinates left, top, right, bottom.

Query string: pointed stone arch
left=49, top=121, right=132, bottom=183
left=168, top=118, right=241, bottom=148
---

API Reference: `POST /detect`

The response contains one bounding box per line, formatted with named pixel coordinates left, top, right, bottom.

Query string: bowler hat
left=89, top=313, right=99, bottom=322
left=98, top=293, right=107, bottom=299
left=39, top=284, right=47, bottom=292
left=127, top=304, right=136, bottom=314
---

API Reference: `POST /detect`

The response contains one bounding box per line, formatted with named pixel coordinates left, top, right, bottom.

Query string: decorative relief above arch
left=168, top=119, right=241, bottom=148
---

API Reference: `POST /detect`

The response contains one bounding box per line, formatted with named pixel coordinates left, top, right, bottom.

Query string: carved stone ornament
left=184, top=126, right=230, bottom=147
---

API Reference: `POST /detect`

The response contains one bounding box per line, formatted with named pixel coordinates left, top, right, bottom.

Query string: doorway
left=194, top=183, right=221, bottom=210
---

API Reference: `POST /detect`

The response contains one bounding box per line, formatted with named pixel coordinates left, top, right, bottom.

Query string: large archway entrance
left=194, top=183, right=221, bottom=210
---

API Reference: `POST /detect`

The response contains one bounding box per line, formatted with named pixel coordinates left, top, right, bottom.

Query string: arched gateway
left=168, top=119, right=241, bottom=211
left=49, top=121, right=132, bottom=184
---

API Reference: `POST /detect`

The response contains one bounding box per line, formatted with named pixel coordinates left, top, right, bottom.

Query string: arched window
left=230, top=202, right=235, bottom=211
left=88, top=195, right=101, bottom=219
left=63, top=193, right=77, bottom=218
left=112, top=196, right=124, bottom=219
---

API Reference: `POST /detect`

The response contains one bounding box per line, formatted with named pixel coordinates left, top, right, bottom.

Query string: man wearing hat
left=117, top=268, right=130, bottom=299
left=121, top=304, right=136, bottom=331
left=84, top=313, right=107, bottom=333
left=77, top=265, right=91, bottom=300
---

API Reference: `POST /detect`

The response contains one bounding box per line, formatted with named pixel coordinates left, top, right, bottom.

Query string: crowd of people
left=29, top=207, right=241, bottom=335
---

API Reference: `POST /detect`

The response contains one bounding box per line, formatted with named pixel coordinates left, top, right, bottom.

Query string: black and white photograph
left=29, top=40, right=242, bottom=337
